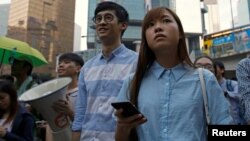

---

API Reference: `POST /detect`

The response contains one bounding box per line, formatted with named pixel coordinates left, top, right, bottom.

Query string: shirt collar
left=150, top=61, right=165, bottom=79
left=99, top=44, right=125, bottom=60
left=16, top=76, right=33, bottom=96
left=219, top=78, right=226, bottom=85
left=150, top=61, right=189, bottom=81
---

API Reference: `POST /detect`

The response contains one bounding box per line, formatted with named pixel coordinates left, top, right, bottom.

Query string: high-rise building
left=0, top=2, right=11, bottom=74
left=204, top=0, right=250, bottom=33
left=202, top=0, right=250, bottom=77
left=0, top=3, right=10, bottom=36
left=204, top=0, right=220, bottom=33
left=84, top=0, right=203, bottom=59
left=7, top=0, right=76, bottom=76
left=238, top=0, right=250, bottom=26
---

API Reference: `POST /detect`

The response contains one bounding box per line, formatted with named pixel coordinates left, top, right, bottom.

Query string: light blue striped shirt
left=117, top=61, right=233, bottom=141
left=72, top=44, right=138, bottom=141
left=236, top=57, right=250, bottom=123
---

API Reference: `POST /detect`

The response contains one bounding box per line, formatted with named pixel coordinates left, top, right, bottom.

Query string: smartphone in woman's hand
left=111, top=101, right=144, bottom=117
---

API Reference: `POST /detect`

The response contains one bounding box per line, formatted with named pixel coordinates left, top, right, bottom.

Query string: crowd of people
left=0, top=1, right=250, bottom=141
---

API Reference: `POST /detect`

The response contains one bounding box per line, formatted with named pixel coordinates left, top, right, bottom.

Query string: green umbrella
left=0, top=36, right=48, bottom=67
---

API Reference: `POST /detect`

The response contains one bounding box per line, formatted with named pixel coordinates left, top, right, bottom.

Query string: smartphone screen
left=111, top=101, right=143, bottom=117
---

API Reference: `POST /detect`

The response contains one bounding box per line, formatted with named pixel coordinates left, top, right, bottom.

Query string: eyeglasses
left=92, top=13, right=114, bottom=24
left=195, top=63, right=214, bottom=70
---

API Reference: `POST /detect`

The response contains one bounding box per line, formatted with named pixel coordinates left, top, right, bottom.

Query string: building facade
left=0, top=3, right=11, bottom=74
left=0, top=3, right=10, bottom=36
left=204, top=0, right=220, bottom=33
left=81, top=0, right=203, bottom=61
left=7, top=0, right=76, bottom=76
left=238, top=0, right=250, bottom=26
left=203, top=0, right=250, bottom=78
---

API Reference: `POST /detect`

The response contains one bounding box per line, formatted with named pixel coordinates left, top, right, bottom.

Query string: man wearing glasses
left=194, top=55, right=216, bottom=75
left=71, top=1, right=138, bottom=141
left=194, top=57, right=244, bottom=124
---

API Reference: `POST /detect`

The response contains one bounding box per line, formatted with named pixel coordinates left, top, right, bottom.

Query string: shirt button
left=163, top=129, right=167, bottom=133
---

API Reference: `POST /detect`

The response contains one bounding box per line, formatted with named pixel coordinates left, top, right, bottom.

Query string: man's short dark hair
left=23, top=61, right=33, bottom=75
left=59, top=53, right=84, bottom=67
left=12, top=58, right=33, bottom=76
left=214, top=61, right=225, bottom=70
left=214, top=61, right=225, bottom=76
left=94, top=1, right=129, bottom=37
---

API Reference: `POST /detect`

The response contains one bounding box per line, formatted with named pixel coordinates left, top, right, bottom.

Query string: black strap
left=226, top=79, right=233, bottom=91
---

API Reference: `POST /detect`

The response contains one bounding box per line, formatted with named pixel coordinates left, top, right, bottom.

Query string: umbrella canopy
left=0, top=36, right=48, bottom=67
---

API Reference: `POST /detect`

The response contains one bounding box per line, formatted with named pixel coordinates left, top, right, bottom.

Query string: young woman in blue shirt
left=114, top=7, right=232, bottom=141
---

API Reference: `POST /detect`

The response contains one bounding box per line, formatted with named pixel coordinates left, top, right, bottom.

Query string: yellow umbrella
left=0, top=36, right=48, bottom=67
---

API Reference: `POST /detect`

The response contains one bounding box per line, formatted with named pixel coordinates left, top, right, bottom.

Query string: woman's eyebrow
left=161, top=14, right=172, bottom=19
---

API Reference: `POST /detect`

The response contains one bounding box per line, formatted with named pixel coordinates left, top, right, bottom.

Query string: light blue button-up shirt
left=72, top=44, right=138, bottom=141
left=117, top=61, right=232, bottom=141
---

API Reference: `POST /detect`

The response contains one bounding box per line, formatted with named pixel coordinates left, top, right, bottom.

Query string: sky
left=75, top=0, right=88, bottom=51
left=0, top=0, right=10, bottom=4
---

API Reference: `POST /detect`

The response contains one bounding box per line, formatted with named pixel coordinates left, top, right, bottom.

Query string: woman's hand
left=114, top=109, right=147, bottom=141
left=0, top=126, right=7, bottom=138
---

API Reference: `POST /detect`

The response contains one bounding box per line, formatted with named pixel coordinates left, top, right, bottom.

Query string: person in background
left=46, top=53, right=84, bottom=141
left=71, top=1, right=138, bottom=141
left=0, top=80, right=35, bottom=141
left=114, top=7, right=232, bottom=141
left=31, top=73, right=42, bottom=85
left=236, top=57, right=250, bottom=125
left=0, top=75, right=14, bottom=83
left=214, top=60, right=244, bottom=124
left=194, top=55, right=217, bottom=75
left=10, top=56, right=44, bottom=140
left=10, top=57, right=38, bottom=97
left=53, top=53, right=84, bottom=121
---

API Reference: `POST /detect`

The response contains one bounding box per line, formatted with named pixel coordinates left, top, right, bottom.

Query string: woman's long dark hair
left=0, top=81, right=19, bottom=125
left=129, top=7, right=194, bottom=140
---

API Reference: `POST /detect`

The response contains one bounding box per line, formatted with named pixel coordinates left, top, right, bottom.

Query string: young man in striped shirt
left=71, top=1, right=138, bottom=141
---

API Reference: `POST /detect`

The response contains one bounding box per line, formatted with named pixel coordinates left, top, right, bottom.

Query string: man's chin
left=58, top=74, right=66, bottom=77
left=98, top=34, right=110, bottom=40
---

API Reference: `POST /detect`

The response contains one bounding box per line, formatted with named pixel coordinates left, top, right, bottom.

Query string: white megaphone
left=19, top=77, right=72, bottom=141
